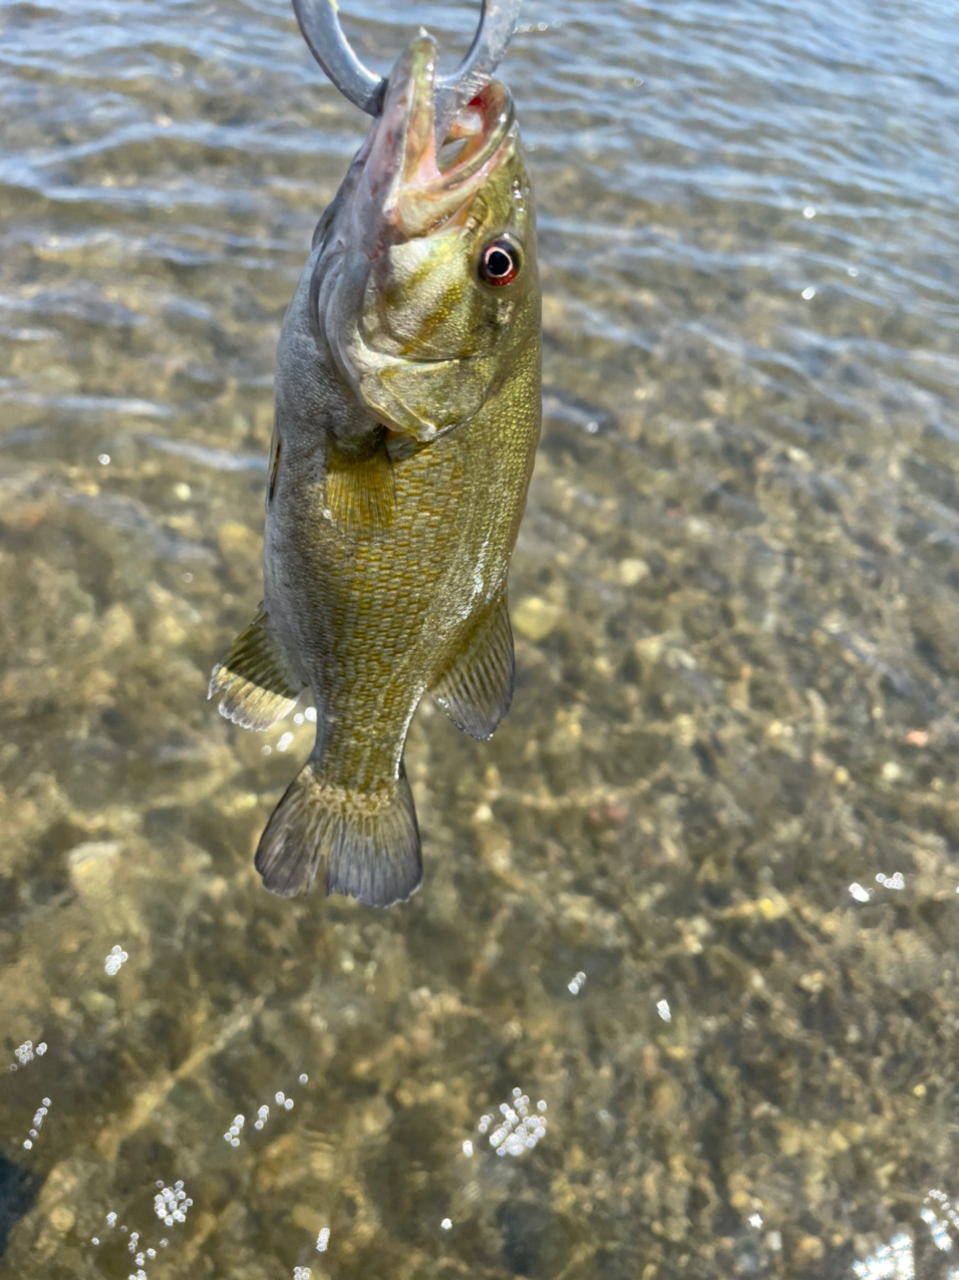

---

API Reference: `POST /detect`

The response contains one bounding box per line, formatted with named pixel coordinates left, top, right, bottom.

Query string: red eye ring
left=479, top=238, right=520, bottom=287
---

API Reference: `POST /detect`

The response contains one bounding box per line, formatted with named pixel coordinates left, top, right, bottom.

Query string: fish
left=209, top=34, right=541, bottom=908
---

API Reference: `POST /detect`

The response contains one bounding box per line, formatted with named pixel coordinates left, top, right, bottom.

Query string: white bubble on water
left=480, top=1089, right=548, bottom=1158
left=852, top=1231, right=914, bottom=1278
left=153, top=1181, right=192, bottom=1227
left=224, top=1113, right=245, bottom=1145
left=13, top=1034, right=47, bottom=1064
left=876, top=871, right=905, bottom=890
left=920, top=1206, right=952, bottom=1252
left=923, top=1189, right=959, bottom=1253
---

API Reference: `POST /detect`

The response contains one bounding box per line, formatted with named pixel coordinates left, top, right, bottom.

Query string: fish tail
left=254, top=760, right=422, bottom=908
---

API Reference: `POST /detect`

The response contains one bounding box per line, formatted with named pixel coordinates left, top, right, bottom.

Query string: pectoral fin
left=209, top=606, right=304, bottom=731
left=433, top=587, right=515, bottom=741
left=326, top=439, right=396, bottom=533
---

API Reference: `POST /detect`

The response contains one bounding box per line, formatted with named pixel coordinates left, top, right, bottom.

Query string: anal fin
left=433, top=586, right=515, bottom=741
left=209, top=606, right=304, bottom=731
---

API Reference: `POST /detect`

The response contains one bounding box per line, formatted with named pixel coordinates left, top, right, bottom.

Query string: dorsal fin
left=209, top=606, right=304, bottom=731
left=433, top=586, right=514, bottom=741
left=326, top=438, right=396, bottom=533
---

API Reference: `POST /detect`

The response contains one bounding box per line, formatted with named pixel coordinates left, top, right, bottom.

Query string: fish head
left=312, top=35, right=539, bottom=443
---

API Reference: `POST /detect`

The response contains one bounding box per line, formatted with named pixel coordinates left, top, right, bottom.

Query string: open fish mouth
left=410, top=78, right=515, bottom=193
left=368, top=35, right=517, bottom=240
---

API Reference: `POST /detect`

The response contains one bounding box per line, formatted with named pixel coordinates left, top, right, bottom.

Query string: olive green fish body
left=268, top=367, right=539, bottom=785
left=210, top=36, right=541, bottom=906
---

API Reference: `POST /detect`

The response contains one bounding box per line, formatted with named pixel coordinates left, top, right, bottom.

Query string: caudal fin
left=254, top=761, right=422, bottom=908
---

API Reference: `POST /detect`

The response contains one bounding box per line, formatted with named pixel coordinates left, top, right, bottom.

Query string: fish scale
left=303, top=443, right=477, bottom=784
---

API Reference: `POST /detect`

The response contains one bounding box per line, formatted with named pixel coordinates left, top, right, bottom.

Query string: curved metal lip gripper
left=291, top=0, right=524, bottom=142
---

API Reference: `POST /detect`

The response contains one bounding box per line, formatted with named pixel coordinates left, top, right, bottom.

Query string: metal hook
left=291, top=0, right=523, bottom=133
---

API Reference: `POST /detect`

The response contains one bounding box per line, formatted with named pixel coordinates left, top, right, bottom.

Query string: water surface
left=2, top=1, right=959, bottom=1276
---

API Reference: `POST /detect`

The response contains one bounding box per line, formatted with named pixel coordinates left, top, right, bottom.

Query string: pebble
left=49, top=1206, right=75, bottom=1234
left=512, top=596, right=563, bottom=641
left=617, top=558, right=650, bottom=586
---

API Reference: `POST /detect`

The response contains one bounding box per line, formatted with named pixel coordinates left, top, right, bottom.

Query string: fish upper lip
left=365, top=37, right=515, bottom=238
left=390, top=82, right=515, bottom=242
left=410, top=82, right=515, bottom=193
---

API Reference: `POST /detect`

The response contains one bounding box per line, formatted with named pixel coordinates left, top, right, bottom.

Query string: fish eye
left=479, top=238, right=521, bottom=287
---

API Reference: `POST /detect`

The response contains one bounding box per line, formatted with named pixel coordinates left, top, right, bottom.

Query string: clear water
left=2, top=0, right=959, bottom=1276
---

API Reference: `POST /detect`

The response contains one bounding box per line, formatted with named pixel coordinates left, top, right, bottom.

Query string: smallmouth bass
left=210, top=35, right=541, bottom=907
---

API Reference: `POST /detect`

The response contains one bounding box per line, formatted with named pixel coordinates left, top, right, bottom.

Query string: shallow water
left=2, top=0, right=959, bottom=1276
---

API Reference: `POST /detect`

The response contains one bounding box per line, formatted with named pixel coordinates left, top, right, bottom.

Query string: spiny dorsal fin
left=326, top=439, right=396, bottom=533
left=209, top=606, right=304, bottom=732
left=433, top=586, right=515, bottom=741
